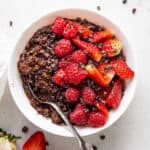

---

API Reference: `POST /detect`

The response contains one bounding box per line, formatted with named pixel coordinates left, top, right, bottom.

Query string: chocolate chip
left=132, top=8, right=136, bottom=14
left=100, top=134, right=105, bottom=140
left=9, top=20, right=13, bottom=27
left=92, top=145, right=97, bottom=150
left=22, top=126, right=28, bottom=133
left=122, top=0, right=127, bottom=4
left=97, top=6, right=101, bottom=11
left=45, top=141, right=49, bottom=146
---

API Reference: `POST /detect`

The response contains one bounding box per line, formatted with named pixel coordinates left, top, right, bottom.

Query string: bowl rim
left=8, top=8, right=138, bottom=137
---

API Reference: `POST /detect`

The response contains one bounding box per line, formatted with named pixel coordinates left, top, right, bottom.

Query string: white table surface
left=0, top=0, right=150, bottom=149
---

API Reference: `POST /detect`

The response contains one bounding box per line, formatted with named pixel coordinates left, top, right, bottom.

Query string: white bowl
left=8, top=8, right=137, bottom=137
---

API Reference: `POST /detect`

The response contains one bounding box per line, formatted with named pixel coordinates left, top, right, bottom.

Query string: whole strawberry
left=82, top=86, right=95, bottom=105
left=65, top=87, right=79, bottom=103
left=51, top=16, right=67, bottom=35
left=69, top=104, right=88, bottom=126
left=54, top=39, right=73, bottom=57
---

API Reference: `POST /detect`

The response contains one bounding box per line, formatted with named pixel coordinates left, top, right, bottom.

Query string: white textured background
left=0, top=0, right=150, bottom=149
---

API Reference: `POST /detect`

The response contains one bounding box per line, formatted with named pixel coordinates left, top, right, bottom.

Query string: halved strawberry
left=97, top=63, right=115, bottom=84
left=102, top=39, right=122, bottom=57
left=85, top=64, right=109, bottom=87
left=111, top=59, right=134, bottom=80
left=72, top=38, right=102, bottom=62
left=92, top=30, right=113, bottom=43
left=22, top=131, right=46, bottom=150
left=106, top=79, right=123, bottom=109
left=70, top=21, right=93, bottom=38
left=94, top=101, right=109, bottom=119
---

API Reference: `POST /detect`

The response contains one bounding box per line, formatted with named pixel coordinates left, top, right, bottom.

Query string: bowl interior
left=8, top=9, right=137, bottom=137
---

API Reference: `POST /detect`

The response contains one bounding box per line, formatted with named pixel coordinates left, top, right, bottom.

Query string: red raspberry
left=69, top=104, right=88, bottom=126
left=82, top=87, right=95, bottom=105
left=54, top=39, right=73, bottom=57
left=71, top=50, right=87, bottom=65
left=51, top=16, right=67, bottom=35
left=65, top=87, right=79, bottom=103
left=64, top=63, right=88, bottom=85
left=63, top=23, right=77, bottom=39
left=88, top=111, right=107, bottom=127
left=58, top=56, right=72, bottom=69
left=53, top=69, right=66, bottom=86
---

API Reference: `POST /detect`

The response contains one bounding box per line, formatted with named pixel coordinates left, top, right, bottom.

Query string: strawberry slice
left=72, top=38, right=102, bottom=62
left=94, top=101, right=109, bottom=119
left=22, top=131, right=46, bottom=150
left=85, top=64, right=109, bottom=87
left=102, top=39, right=122, bottom=57
left=97, top=63, right=115, bottom=84
left=111, top=59, right=134, bottom=80
left=70, top=21, right=93, bottom=38
left=106, top=79, right=123, bottom=109
left=92, top=30, right=113, bottom=43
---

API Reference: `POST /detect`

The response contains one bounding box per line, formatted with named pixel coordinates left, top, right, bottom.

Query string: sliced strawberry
left=111, top=59, right=134, bottom=80
left=102, top=39, right=122, bottom=57
left=97, top=63, right=115, bottom=84
left=22, top=131, right=46, bottom=150
left=85, top=64, right=109, bottom=87
left=92, top=30, right=113, bottom=43
left=72, top=38, right=102, bottom=62
left=106, top=79, right=123, bottom=109
left=70, top=21, right=93, bottom=38
left=94, top=101, right=109, bottom=119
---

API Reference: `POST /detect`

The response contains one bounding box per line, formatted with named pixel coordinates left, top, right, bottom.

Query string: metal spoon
left=24, top=76, right=94, bottom=150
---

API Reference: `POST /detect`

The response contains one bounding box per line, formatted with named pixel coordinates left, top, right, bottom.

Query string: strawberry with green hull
left=102, top=39, right=122, bottom=57
left=92, top=30, right=113, bottom=43
left=72, top=38, right=102, bottom=62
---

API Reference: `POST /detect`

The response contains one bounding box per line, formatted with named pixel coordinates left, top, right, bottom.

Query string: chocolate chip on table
left=97, top=6, right=101, bottom=11
left=45, top=141, right=49, bottom=146
left=9, top=20, right=13, bottom=27
left=132, top=8, right=136, bottom=14
left=122, top=0, right=127, bottom=4
left=22, top=126, right=29, bottom=133
left=99, top=134, right=105, bottom=140
left=92, top=145, right=97, bottom=150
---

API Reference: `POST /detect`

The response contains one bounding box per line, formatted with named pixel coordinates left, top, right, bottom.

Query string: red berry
left=69, top=104, right=88, bottom=126
left=54, top=39, right=73, bottom=57
left=71, top=50, right=87, bottom=65
left=63, top=23, right=77, bottom=39
left=64, top=63, right=88, bottom=85
left=51, top=16, right=67, bottom=35
left=53, top=69, right=66, bottom=86
left=82, top=87, right=95, bottom=105
left=65, top=87, right=79, bottom=103
left=88, top=111, right=107, bottom=127
left=58, top=57, right=72, bottom=69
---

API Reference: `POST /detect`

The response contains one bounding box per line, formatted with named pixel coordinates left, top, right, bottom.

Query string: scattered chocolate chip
left=100, top=134, right=105, bottom=140
left=122, top=0, right=127, bottom=4
left=132, top=8, right=136, bottom=14
left=45, top=141, right=49, bottom=146
left=9, top=20, right=13, bottom=27
left=92, top=145, right=97, bottom=150
left=97, top=6, right=101, bottom=11
left=22, top=126, right=28, bottom=133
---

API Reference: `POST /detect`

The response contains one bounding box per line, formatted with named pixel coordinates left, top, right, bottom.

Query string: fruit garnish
left=102, top=39, right=122, bottom=57
left=69, top=104, right=88, bottom=126
left=85, top=64, right=109, bottom=87
left=92, top=30, right=113, bottom=43
left=111, top=59, right=134, bottom=80
left=88, top=111, right=107, bottom=127
left=70, top=21, right=93, bottom=38
left=106, top=79, right=123, bottom=109
left=65, top=87, right=80, bottom=103
left=51, top=16, right=67, bottom=35
left=22, top=131, right=46, bottom=150
left=72, top=38, right=102, bottom=62
left=82, top=86, right=96, bottom=105
left=97, top=63, right=115, bottom=84
left=0, top=128, right=21, bottom=150
left=54, top=39, right=73, bottom=57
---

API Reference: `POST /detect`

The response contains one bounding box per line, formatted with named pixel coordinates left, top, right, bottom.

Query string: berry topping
left=54, top=39, right=73, bottom=57
left=71, top=50, right=87, bottom=65
left=111, top=59, right=134, bottom=80
left=82, top=86, right=96, bottom=105
left=106, top=79, right=123, bottom=109
left=51, top=16, right=67, bottom=35
left=69, top=104, right=88, bottom=126
left=63, top=23, right=77, bottom=39
left=72, top=38, right=102, bottom=62
left=88, top=111, right=107, bottom=127
left=65, top=87, right=80, bottom=103
left=53, top=69, right=66, bottom=86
